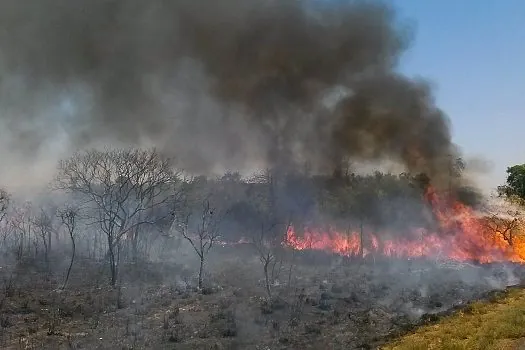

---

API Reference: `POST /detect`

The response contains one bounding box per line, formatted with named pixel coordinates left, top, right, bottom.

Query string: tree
left=0, top=189, right=9, bottom=225
left=247, top=169, right=292, bottom=299
left=177, top=196, right=227, bottom=290
left=498, top=164, right=525, bottom=202
left=55, top=148, right=180, bottom=285
left=483, top=193, right=524, bottom=247
left=252, top=222, right=288, bottom=300
left=58, top=205, right=78, bottom=289
left=32, top=207, right=55, bottom=269
left=482, top=213, right=520, bottom=246
left=9, top=202, right=34, bottom=261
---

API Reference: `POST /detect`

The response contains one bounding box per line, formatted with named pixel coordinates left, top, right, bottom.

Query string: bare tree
left=0, top=190, right=10, bottom=253
left=9, top=202, right=33, bottom=262
left=248, top=169, right=293, bottom=299
left=0, top=190, right=9, bottom=225
left=483, top=212, right=521, bottom=246
left=252, top=223, right=284, bottom=300
left=32, top=207, right=54, bottom=269
left=58, top=205, right=78, bottom=289
left=483, top=196, right=524, bottom=247
left=55, top=148, right=181, bottom=285
left=177, top=196, right=227, bottom=290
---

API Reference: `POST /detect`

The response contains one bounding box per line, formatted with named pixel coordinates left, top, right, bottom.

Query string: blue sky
left=392, top=0, right=525, bottom=190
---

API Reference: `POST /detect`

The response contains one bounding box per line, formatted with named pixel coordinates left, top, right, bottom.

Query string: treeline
left=0, top=148, right=480, bottom=287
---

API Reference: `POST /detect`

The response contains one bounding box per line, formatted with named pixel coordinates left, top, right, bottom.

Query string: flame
left=284, top=187, right=525, bottom=263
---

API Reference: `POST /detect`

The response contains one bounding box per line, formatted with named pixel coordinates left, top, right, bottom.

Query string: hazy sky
left=393, top=0, right=525, bottom=190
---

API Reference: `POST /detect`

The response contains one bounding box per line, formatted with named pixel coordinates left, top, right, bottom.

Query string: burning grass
left=285, top=187, right=525, bottom=264
left=383, top=286, right=525, bottom=350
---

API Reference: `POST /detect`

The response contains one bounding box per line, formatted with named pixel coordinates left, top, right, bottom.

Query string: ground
left=383, top=286, right=525, bottom=350
left=0, top=245, right=523, bottom=349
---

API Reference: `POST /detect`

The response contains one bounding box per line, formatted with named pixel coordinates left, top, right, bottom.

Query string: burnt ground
left=0, top=245, right=523, bottom=350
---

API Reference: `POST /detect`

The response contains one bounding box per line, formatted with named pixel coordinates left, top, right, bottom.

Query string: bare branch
left=53, top=147, right=181, bottom=285
left=57, top=204, right=79, bottom=289
left=175, top=189, right=229, bottom=289
left=0, top=189, right=10, bottom=225
left=482, top=213, right=521, bottom=246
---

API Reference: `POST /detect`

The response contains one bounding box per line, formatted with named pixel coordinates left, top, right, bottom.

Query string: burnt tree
left=55, top=148, right=181, bottom=285
left=58, top=205, right=78, bottom=289
left=32, top=207, right=55, bottom=269
left=248, top=169, right=293, bottom=299
left=483, top=213, right=521, bottom=246
left=0, top=189, right=8, bottom=225
left=176, top=191, right=228, bottom=290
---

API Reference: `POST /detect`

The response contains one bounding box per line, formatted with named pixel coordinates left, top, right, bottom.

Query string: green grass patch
left=383, top=288, right=525, bottom=350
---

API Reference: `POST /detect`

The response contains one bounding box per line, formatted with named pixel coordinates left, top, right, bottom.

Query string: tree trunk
left=130, top=238, right=136, bottom=263
left=18, top=233, right=24, bottom=261
left=63, top=236, right=75, bottom=289
left=264, top=256, right=272, bottom=299
left=131, top=229, right=139, bottom=263
left=287, top=250, right=296, bottom=289
left=116, top=243, right=121, bottom=282
left=47, top=230, right=52, bottom=256
left=109, top=254, right=117, bottom=286
left=271, top=256, right=282, bottom=283
left=42, top=233, right=49, bottom=270
left=358, top=219, right=364, bottom=259
left=198, top=254, right=204, bottom=289
left=93, top=232, right=97, bottom=260
left=108, top=239, right=117, bottom=286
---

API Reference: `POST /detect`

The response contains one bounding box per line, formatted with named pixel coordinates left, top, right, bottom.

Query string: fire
left=285, top=187, right=525, bottom=263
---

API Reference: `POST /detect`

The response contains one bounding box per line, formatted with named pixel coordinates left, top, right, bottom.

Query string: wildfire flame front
left=284, top=187, right=525, bottom=263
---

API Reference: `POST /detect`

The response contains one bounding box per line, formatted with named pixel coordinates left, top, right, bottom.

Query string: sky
left=393, top=0, right=525, bottom=191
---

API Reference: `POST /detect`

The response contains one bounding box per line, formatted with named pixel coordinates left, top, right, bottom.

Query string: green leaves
left=498, top=164, right=525, bottom=202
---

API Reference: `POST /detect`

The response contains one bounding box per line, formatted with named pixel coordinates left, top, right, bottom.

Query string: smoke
left=0, top=0, right=461, bottom=186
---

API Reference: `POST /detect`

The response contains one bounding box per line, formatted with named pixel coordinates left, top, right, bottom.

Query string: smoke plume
left=0, top=0, right=460, bottom=185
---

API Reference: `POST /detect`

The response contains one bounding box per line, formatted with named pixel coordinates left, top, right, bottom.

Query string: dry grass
left=383, top=288, right=525, bottom=350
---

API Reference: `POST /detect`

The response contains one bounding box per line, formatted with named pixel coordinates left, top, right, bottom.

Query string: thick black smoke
left=0, top=0, right=460, bottom=184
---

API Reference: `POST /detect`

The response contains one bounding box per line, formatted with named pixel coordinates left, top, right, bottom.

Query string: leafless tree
left=252, top=223, right=283, bottom=300
left=0, top=190, right=10, bottom=253
left=55, top=148, right=181, bottom=285
left=58, top=205, right=79, bottom=289
left=248, top=169, right=293, bottom=299
left=483, top=212, right=521, bottom=246
left=177, top=196, right=227, bottom=290
left=9, top=202, right=33, bottom=262
left=32, top=207, right=55, bottom=269
left=0, top=190, right=9, bottom=225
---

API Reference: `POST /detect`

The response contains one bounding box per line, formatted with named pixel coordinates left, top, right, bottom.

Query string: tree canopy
left=498, top=164, right=525, bottom=202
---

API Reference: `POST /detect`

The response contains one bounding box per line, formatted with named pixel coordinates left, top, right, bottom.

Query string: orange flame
left=285, top=187, right=525, bottom=263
